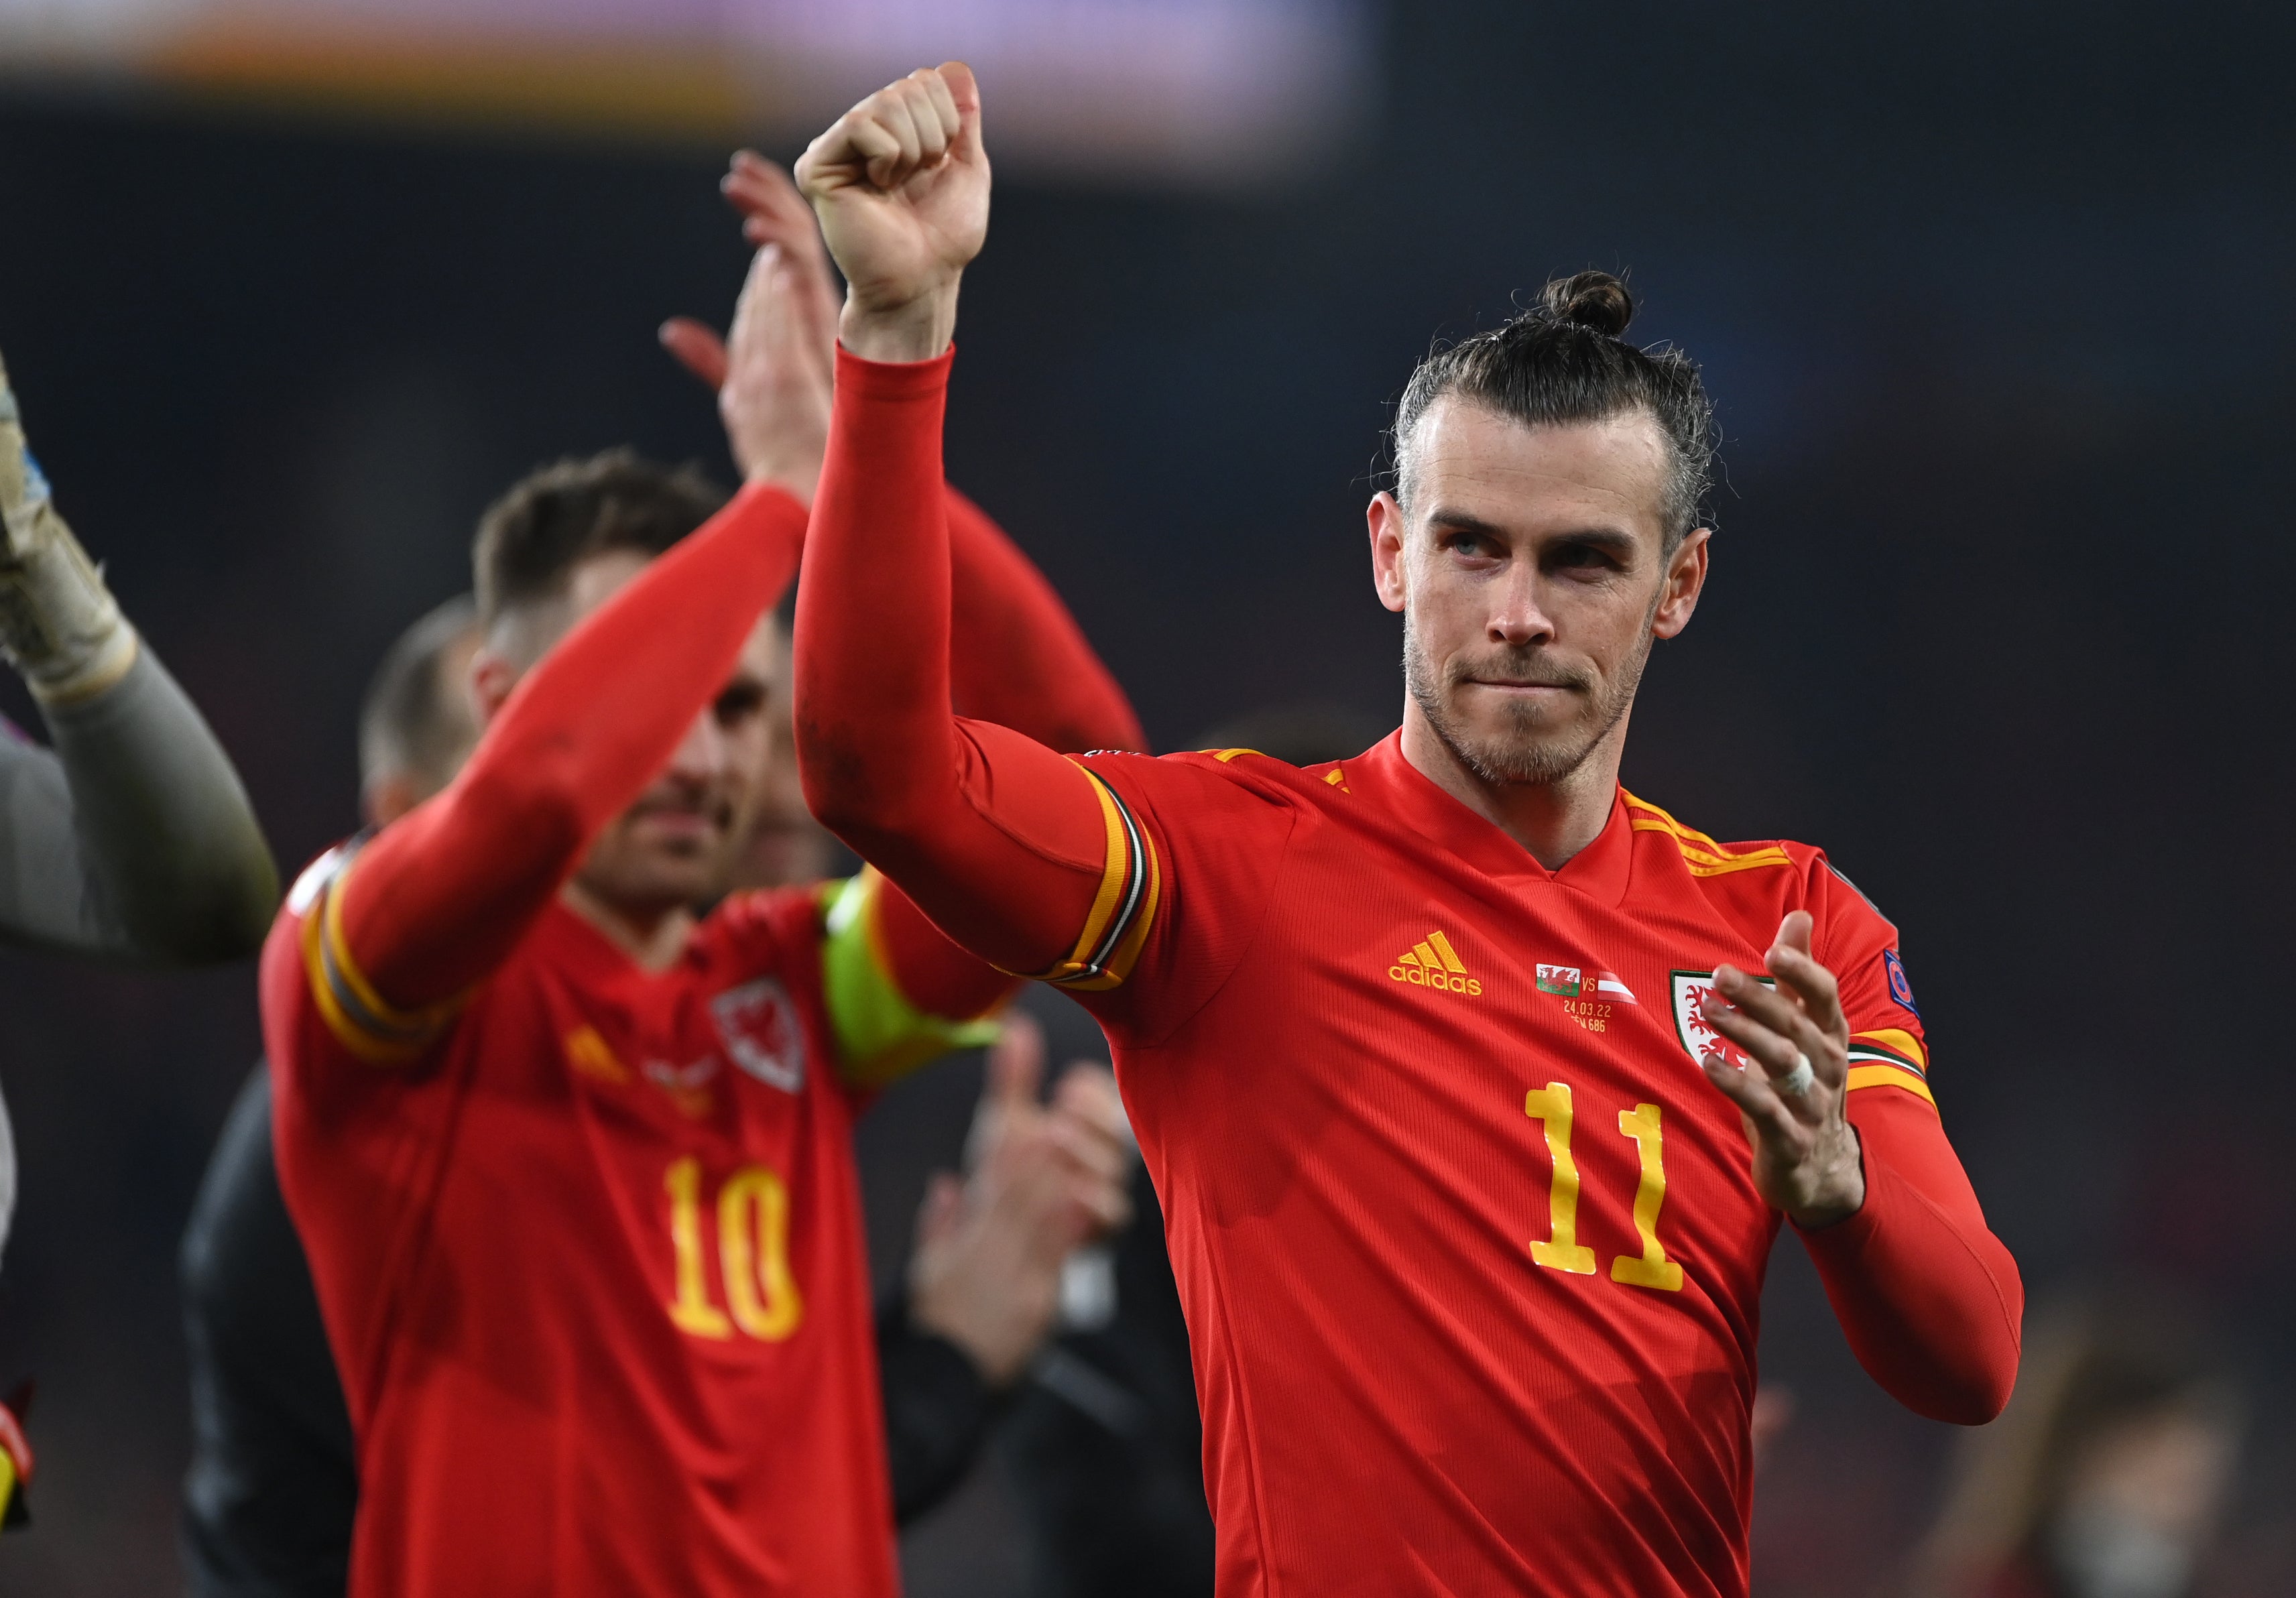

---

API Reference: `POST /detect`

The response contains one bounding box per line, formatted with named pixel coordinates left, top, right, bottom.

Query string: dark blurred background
left=0, top=1, right=2291, bottom=1592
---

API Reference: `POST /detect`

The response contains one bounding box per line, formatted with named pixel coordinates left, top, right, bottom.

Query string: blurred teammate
left=1909, top=1295, right=2240, bottom=1598
left=261, top=224, right=1142, bottom=1597
left=180, top=596, right=479, bottom=1598
left=787, top=64, right=2024, bottom=1597
left=0, top=349, right=280, bottom=1526
left=663, top=164, right=1142, bottom=1527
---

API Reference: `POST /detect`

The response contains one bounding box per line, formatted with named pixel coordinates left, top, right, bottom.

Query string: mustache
left=1445, top=652, right=1593, bottom=692
left=627, top=787, right=733, bottom=825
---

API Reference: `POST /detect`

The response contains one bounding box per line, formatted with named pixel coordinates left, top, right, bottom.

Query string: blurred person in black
left=1906, top=1292, right=2242, bottom=1598
left=180, top=594, right=481, bottom=1597
left=0, top=346, right=280, bottom=1527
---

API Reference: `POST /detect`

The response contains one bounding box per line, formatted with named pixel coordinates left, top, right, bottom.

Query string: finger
left=726, top=150, right=812, bottom=223
left=846, top=111, right=907, bottom=192
left=1044, top=1116, right=1130, bottom=1187
left=888, top=79, right=949, bottom=168
left=1764, top=916, right=1846, bottom=1040
left=937, top=60, right=984, bottom=160
left=1699, top=1050, right=1804, bottom=1146
left=1051, top=1064, right=1131, bottom=1143
left=914, top=1171, right=964, bottom=1247
left=908, top=69, right=959, bottom=156
left=657, top=317, right=730, bottom=391
left=1702, top=988, right=1805, bottom=1075
left=865, top=90, right=925, bottom=190
left=1711, top=962, right=1813, bottom=1039
left=723, top=242, right=781, bottom=363
left=1067, top=1175, right=1133, bottom=1236
left=986, top=1009, right=1046, bottom=1109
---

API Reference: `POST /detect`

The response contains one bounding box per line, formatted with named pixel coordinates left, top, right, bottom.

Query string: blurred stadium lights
left=0, top=0, right=1372, bottom=180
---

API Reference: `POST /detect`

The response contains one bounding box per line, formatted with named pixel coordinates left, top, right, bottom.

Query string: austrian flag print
left=1669, top=969, right=1774, bottom=1071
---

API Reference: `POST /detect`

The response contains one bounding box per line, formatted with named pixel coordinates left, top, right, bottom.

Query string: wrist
left=839, top=282, right=960, bottom=363
left=1787, top=1127, right=1868, bottom=1231
left=740, top=456, right=823, bottom=506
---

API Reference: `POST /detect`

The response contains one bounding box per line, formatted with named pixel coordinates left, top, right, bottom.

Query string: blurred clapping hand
left=908, top=1011, right=1136, bottom=1388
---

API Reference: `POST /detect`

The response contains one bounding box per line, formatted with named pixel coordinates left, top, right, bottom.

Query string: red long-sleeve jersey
left=794, top=348, right=2023, bottom=1598
left=263, top=476, right=1142, bottom=1598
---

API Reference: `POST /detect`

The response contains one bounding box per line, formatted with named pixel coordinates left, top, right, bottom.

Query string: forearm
left=1798, top=1095, right=2022, bottom=1424
left=341, top=483, right=807, bottom=1008
left=944, top=487, right=1144, bottom=755
left=796, top=349, right=1111, bottom=977
left=32, top=650, right=278, bottom=963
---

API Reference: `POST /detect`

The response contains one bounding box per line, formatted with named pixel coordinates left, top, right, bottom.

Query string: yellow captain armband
left=819, top=871, right=1001, bottom=1090
left=294, top=847, right=463, bottom=1066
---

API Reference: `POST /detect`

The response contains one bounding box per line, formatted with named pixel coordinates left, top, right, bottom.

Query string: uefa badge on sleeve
left=1884, top=948, right=1919, bottom=1016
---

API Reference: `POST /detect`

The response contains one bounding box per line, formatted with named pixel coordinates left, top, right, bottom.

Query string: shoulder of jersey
left=1622, top=791, right=1813, bottom=881
left=1166, top=746, right=1357, bottom=795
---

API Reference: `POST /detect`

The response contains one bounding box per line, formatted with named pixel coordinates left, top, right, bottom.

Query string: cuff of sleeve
left=1792, top=1135, right=1901, bottom=1254
left=835, top=341, right=957, bottom=396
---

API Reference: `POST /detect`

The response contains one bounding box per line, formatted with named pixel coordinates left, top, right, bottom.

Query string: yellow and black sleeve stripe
left=300, top=850, right=464, bottom=1065
left=1845, top=1028, right=1935, bottom=1107
left=1023, top=765, right=1160, bottom=993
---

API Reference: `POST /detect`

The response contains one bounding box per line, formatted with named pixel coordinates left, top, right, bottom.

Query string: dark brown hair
left=471, top=448, right=728, bottom=625
left=1390, top=271, right=1717, bottom=547
left=358, top=592, right=479, bottom=792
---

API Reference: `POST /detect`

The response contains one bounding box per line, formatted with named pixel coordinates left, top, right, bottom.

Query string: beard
left=1402, top=609, right=1649, bottom=788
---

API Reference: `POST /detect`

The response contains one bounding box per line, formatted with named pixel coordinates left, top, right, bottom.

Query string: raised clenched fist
left=794, top=62, right=989, bottom=363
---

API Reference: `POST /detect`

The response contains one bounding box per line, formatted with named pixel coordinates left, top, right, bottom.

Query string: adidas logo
left=1390, top=930, right=1482, bottom=997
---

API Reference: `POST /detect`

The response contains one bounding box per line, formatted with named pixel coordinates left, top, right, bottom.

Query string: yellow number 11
left=1522, top=1083, right=1683, bottom=1293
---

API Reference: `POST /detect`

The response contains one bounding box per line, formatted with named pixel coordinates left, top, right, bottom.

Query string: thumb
left=1770, top=908, right=1815, bottom=969
left=658, top=318, right=730, bottom=391
left=938, top=60, right=983, bottom=154
left=986, top=1009, right=1045, bottom=1111
left=914, top=1171, right=964, bottom=1248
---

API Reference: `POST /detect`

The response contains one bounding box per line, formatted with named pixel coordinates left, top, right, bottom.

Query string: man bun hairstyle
left=473, top=447, right=729, bottom=625
left=1391, top=270, right=1716, bottom=548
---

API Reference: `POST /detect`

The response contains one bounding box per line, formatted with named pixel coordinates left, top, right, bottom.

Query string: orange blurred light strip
left=147, top=27, right=756, bottom=142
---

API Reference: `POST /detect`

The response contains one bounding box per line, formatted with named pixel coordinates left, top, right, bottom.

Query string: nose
left=664, top=705, right=728, bottom=783
left=1489, top=560, right=1556, bottom=648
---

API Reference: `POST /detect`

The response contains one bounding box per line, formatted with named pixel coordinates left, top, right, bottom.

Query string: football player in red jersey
left=784, top=64, right=2022, bottom=1598
left=259, top=225, right=1145, bottom=1595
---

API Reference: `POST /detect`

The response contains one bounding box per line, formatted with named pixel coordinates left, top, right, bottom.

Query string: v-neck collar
left=1347, top=731, right=1636, bottom=908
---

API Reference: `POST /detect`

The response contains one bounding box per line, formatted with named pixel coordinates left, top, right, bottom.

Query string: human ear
left=469, top=646, right=519, bottom=723
left=1650, top=526, right=1711, bottom=640
left=1369, top=492, right=1410, bottom=615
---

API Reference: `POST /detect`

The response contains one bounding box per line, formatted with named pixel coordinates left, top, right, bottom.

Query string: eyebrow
left=1425, top=508, right=1640, bottom=556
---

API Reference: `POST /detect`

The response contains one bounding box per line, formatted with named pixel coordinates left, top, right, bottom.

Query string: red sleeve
left=796, top=348, right=1290, bottom=1036
left=333, top=482, right=808, bottom=1018
left=870, top=485, right=1148, bottom=1021
left=795, top=349, right=1126, bottom=984
left=1796, top=861, right=2023, bottom=1424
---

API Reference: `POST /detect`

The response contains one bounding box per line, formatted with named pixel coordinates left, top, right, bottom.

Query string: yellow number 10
left=665, top=1156, right=805, bottom=1342
left=1522, top=1084, right=1683, bottom=1293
